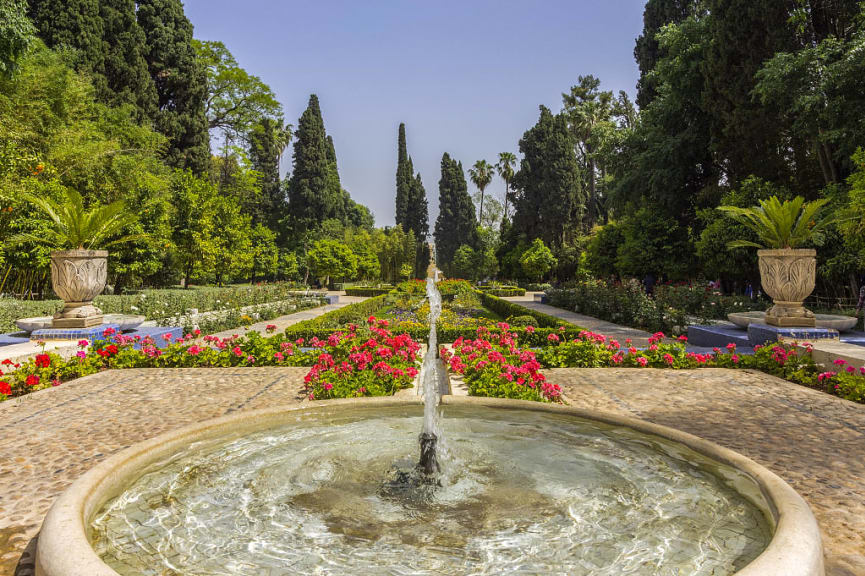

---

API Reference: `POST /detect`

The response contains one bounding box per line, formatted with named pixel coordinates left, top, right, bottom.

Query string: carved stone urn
left=49, top=249, right=108, bottom=328
left=758, top=248, right=816, bottom=328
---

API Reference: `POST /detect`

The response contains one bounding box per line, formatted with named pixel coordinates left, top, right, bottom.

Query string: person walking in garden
left=857, top=276, right=865, bottom=330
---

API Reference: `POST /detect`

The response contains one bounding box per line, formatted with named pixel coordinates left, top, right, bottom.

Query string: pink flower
left=266, top=324, right=277, bottom=333
left=726, top=342, right=736, bottom=351
left=232, top=346, right=243, bottom=357
left=162, top=333, right=173, bottom=342
left=525, top=325, right=535, bottom=334
left=636, top=357, right=648, bottom=367
left=77, top=339, right=89, bottom=348
left=102, top=327, right=116, bottom=338
left=187, top=345, right=203, bottom=356
left=547, top=333, right=560, bottom=343
left=663, top=353, right=674, bottom=365
left=76, top=350, right=87, bottom=359
left=274, top=352, right=284, bottom=362
left=246, top=355, right=255, bottom=363
left=323, top=382, right=334, bottom=391
left=846, top=365, right=855, bottom=373
left=731, top=354, right=740, bottom=364
left=833, top=358, right=847, bottom=366
left=677, top=335, right=688, bottom=342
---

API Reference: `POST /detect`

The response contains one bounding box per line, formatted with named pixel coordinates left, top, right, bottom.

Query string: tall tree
left=406, top=171, right=429, bottom=277
left=27, top=0, right=105, bottom=91
left=496, top=152, right=516, bottom=222
left=0, top=0, right=36, bottom=77
left=563, top=75, right=615, bottom=228
left=395, top=122, right=412, bottom=228
left=137, top=0, right=210, bottom=173
left=633, top=0, right=701, bottom=108
left=703, top=0, right=798, bottom=188
left=510, top=106, right=583, bottom=251
left=325, top=134, right=347, bottom=222
left=287, top=94, right=335, bottom=232
left=468, top=159, right=495, bottom=224
left=434, top=153, right=477, bottom=271
left=248, top=117, right=287, bottom=228
left=99, top=0, right=156, bottom=120
left=194, top=39, right=282, bottom=145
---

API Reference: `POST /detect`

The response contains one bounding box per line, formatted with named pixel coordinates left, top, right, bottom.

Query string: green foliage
left=615, top=206, right=693, bottom=280
left=308, top=239, right=357, bottom=283
left=99, top=0, right=156, bottom=119
left=287, top=95, right=341, bottom=232
left=247, top=117, right=289, bottom=229
left=194, top=39, right=282, bottom=142
left=27, top=0, right=105, bottom=89
left=469, top=159, right=495, bottom=223
left=434, top=153, right=478, bottom=273
left=137, top=0, right=210, bottom=173
left=0, top=0, right=36, bottom=77
left=510, top=106, right=583, bottom=251
left=836, top=148, right=865, bottom=268
left=10, top=188, right=142, bottom=250
left=395, top=122, right=411, bottom=228
left=477, top=290, right=570, bottom=329
left=519, top=238, right=557, bottom=282
left=718, top=196, right=831, bottom=249
left=584, top=222, right=623, bottom=277
left=496, top=151, right=517, bottom=225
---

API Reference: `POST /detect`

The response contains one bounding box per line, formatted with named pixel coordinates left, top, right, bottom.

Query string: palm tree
left=468, top=159, right=495, bottom=225
left=275, top=121, right=293, bottom=174
left=496, top=152, right=517, bottom=222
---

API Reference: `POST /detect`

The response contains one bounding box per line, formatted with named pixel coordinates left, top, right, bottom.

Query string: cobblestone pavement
left=1, top=366, right=864, bottom=575
left=504, top=292, right=654, bottom=346
left=550, top=367, right=865, bottom=576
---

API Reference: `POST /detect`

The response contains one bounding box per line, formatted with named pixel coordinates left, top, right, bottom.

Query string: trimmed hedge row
left=284, top=295, right=388, bottom=335
left=344, top=287, right=393, bottom=297
left=478, top=287, right=526, bottom=297
left=477, top=291, right=571, bottom=329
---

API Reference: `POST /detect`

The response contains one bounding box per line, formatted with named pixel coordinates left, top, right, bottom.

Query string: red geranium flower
left=35, top=354, right=51, bottom=368
left=25, top=374, right=39, bottom=387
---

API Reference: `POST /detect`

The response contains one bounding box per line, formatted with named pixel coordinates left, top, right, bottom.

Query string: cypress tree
left=395, top=122, right=412, bottom=227
left=287, top=94, right=330, bottom=231
left=325, top=134, right=346, bottom=223
left=407, top=172, right=430, bottom=276
left=137, top=0, right=210, bottom=173
left=248, top=117, right=283, bottom=228
left=434, top=153, right=477, bottom=270
left=100, top=0, right=156, bottom=120
left=28, top=0, right=106, bottom=92
left=633, top=0, right=700, bottom=108
left=510, top=106, right=583, bottom=251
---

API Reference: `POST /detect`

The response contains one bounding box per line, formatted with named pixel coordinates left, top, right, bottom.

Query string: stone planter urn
left=758, top=248, right=816, bottom=327
left=49, top=249, right=108, bottom=328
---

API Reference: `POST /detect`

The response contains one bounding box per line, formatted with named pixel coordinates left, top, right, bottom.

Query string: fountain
left=34, top=273, right=825, bottom=576
left=417, top=276, right=443, bottom=478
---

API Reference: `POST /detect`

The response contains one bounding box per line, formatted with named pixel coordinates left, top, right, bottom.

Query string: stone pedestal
left=758, top=249, right=816, bottom=328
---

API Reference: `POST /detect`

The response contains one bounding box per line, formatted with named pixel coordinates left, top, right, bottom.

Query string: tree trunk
left=479, top=187, right=485, bottom=225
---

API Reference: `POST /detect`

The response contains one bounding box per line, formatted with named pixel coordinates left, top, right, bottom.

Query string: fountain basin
left=36, top=397, right=824, bottom=576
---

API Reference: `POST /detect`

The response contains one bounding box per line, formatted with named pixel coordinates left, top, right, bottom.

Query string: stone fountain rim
left=35, top=396, right=824, bottom=576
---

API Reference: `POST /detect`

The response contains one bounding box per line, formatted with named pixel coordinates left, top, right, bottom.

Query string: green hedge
left=477, top=291, right=572, bottom=329
left=344, top=287, right=393, bottom=297
left=478, top=287, right=526, bottom=297
left=284, top=295, right=388, bottom=336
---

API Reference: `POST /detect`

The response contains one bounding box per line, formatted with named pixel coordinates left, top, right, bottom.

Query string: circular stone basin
left=36, top=398, right=824, bottom=576
left=728, top=311, right=857, bottom=332
left=14, top=314, right=145, bottom=334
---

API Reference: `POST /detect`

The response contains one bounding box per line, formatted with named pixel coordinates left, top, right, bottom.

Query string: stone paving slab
left=548, top=367, right=865, bottom=576
left=504, top=292, right=654, bottom=346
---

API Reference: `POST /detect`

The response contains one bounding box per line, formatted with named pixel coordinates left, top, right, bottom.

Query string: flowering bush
left=303, top=317, right=420, bottom=400
left=0, top=321, right=420, bottom=401
left=537, top=331, right=865, bottom=404
left=441, top=325, right=562, bottom=403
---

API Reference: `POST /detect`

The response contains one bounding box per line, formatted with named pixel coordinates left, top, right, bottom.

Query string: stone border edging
left=35, top=396, right=824, bottom=576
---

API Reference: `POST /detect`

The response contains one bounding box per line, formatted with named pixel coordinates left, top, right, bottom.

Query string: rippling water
left=91, top=405, right=772, bottom=575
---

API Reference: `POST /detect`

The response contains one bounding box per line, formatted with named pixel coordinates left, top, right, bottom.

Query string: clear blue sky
left=184, top=0, right=646, bottom=227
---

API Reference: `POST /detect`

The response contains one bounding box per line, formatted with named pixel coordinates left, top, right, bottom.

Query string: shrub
left=479, top=290, right=573, bottom=329
left=505, top=315, right=537, bottom=327
left=344, top=287, right=392, bottom=297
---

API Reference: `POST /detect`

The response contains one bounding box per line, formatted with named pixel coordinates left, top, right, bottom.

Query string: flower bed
left=0, top=319, right=421, bottom=402
left=537, top=330, right=865, bottom=403
left=441, top=325, right=562, bottom=403
left=0, top=283, right=318, bottom=333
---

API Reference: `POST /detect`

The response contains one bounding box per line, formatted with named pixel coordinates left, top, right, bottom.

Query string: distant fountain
left=416, top=276, right=443, bottom=477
